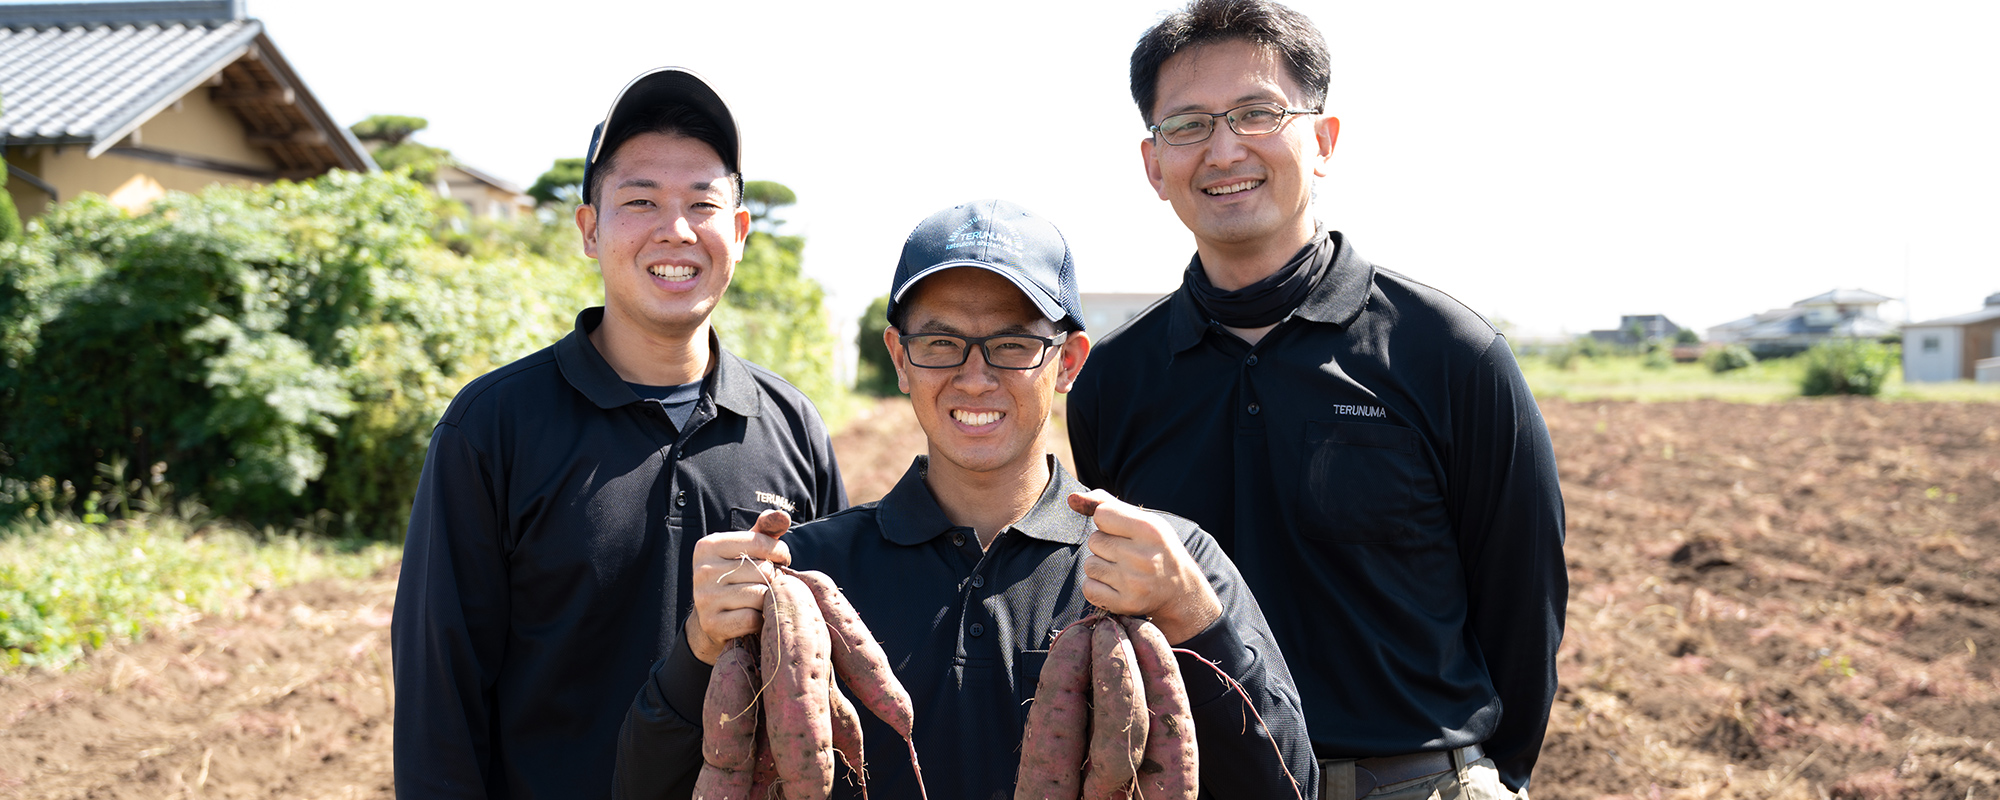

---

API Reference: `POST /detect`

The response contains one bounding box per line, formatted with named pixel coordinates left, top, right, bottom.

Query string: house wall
left=5, top=89, right=275, bottom=217
left=1903, top=325, right=1961, bottom=382
left=132, top=89, right=278, bottom=168
left=1960, top=319, right=2000, bottom=380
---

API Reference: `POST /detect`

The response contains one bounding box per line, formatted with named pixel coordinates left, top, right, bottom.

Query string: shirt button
left=969, top=623, right=985, bottom=637
left=951, top=532, right=966, bottom=547
left=971, top=574, right=986, bottom=589
left=674, top=490, right=688, bottom=507
left=1246, top=355, right=1259, bottom=366
left=1247, top=403, right=1261, bottom=415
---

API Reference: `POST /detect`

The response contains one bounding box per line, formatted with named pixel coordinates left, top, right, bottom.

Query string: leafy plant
left=1799, top=338, right=1895, bottom=396
left=854, top=294, right=899, bottom=396
left=1705, top=344, right=1757, bottom=374
left=0, top=171, right=597, bottom=537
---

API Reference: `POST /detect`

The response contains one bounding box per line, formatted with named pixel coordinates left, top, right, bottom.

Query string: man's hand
left=1071, top=490, right=1222, bottom=645
left=686, top=510, right=792, bottom=664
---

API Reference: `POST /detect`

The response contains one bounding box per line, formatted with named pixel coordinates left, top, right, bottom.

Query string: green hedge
left=0, top=172, right=598, bottom=537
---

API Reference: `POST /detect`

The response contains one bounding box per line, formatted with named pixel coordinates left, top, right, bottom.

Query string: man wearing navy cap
left=392, top=68, right=847, bottom=798
left=611, top=200, right=1317, bottom=799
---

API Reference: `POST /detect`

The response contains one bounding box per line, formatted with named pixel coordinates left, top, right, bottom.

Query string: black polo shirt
left=1067, top=231, right=1566, bottom=791
left=392, top=307, right=847, bottom=799
left=611, top=456, right=1318, bottom=800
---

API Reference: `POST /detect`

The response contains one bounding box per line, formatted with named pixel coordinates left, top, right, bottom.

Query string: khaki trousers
left=1318, top=750, right=1526, bottom=800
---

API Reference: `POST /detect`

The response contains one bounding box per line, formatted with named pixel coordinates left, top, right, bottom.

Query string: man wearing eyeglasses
left=1067, top=1, right=1567, bottom=799
left=611, top=200, right=1316, bottom=799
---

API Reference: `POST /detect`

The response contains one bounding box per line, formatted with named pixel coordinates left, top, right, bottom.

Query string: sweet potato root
left=704, top=636, right=762, bottom=771
left=762, top=571, right=835, bottom=800
left=793, top=568, right=915, bottom=739
left=1122, top=617, right=1196, bottom=799
left=1081, top=617, right=1147, bottom=799
left=1014, top=617, right=1097, bottom=800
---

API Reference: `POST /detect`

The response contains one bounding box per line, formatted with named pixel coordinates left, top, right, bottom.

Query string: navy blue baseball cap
left=888, top=200, right=1085, bottom=331
left=582, top=67, right=740, bottom=202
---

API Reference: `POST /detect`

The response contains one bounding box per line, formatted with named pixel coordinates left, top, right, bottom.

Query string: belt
left=1321, top=743, right=1484, bottom=800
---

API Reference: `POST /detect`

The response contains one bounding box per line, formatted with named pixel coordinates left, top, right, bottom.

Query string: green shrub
left=1642, top=344, right=1673, bottom=370
left=1799, top=338, right=1895, bottom=396
left=854, top=294, right=899, bottom=396
left=1706, top=344, right=1757, bottom=373
left=712, top=231, right=837, bottom=406
left=0, top=171, right=597, bottom=537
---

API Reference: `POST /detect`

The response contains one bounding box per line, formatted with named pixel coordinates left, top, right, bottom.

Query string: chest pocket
left=1299, top=420, right=1438, bottom=544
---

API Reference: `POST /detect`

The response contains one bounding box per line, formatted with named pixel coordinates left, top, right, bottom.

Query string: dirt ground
left=1, top=398, right=1995, bottom=798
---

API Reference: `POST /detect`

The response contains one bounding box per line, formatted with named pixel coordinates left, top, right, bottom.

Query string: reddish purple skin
left=693, top=761, right=755, bottom=800
left=1121, top=616, right=1197, bottom=799
left=793, top=568, right=916, bottom=739
left=1081, top=618, right=1146, bottom=799
left=761, top=572, right=835, bottom=800
left=704, top=636, right=762, bottom=771
left=1014, top=617, right=1097, bottom=800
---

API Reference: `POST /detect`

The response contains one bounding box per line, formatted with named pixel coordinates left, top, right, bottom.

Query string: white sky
left=247, top=0, right=1999, bottom=340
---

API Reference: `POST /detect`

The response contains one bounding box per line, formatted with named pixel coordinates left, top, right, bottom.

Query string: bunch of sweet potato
left=694, top=567, right=923, bottom=800
left=1015, top=613, right=1198, bottom=800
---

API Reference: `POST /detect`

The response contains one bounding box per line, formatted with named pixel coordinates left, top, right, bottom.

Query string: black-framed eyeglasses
left=1149, top=102, right=1321, bottom=146
left=898, top=332, right=1067, bottom=370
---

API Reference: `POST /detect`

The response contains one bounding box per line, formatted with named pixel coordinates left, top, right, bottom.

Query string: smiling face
left=886, top=268, right=1090, bottom=482
left=576, top=131, right=749, bottom=342
left=1142, top=38, right=1338, bottom=282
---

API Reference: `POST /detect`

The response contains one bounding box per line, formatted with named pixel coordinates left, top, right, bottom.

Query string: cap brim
left=891, top=261, right=1067, bottom=324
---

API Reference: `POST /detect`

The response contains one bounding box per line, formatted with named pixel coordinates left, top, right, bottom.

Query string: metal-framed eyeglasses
left=1149, top=102, right=1321, bottom=146
left=898, top=332, right=1068, bottom=370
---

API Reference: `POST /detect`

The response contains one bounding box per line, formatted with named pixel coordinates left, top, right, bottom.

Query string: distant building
left=1587, top=314, right=1683, bottom=347
left=1, top=0, right=374, bottom=219
left=435, top=162, right=534, bottom=221
left=1706, top=288, right=1899, bottom=357
left=1902, top=292, right=2000, bottom=383
left=1080, top=292, right=1168, bottom=334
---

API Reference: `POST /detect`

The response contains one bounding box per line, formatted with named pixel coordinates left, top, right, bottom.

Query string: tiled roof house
left=1, top=0, right=372, bottom=218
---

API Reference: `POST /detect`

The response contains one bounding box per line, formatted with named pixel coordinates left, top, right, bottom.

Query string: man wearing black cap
left=611, top=200, right=1316, bottom=799
left=392, top=68, right=846, bottom=798
left=1067, top=1, right=1567, bottom=799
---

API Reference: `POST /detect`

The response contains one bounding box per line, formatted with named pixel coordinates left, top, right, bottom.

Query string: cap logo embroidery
left=944, top=215, right=1026, bottom=259
left=754, top=490, right=797, bottom=513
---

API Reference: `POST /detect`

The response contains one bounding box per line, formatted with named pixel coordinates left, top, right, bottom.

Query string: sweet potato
left=1122, top=617, right=1197, bottom=799
left=1081, top=617, right=1147, bottom=799
left=792, top=568, right=915, bottom=739
left=749, top=720, right=777, bottom=798
left=761, top=571, right=836, bottom=800
left=828, top=671, right=868, bottom=796
left=1014, top=617, right=1097, bottom=800
left=704, top=636, right=762, bottom=771
left=693, top=761, right=755, bottom=800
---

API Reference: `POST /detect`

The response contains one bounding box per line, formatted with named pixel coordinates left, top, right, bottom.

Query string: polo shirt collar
left=875, top=455, right=1093, bottom=547
left=555, top=307, right=761, bottom=418
left=1165, top=228, right=1376, bottom=353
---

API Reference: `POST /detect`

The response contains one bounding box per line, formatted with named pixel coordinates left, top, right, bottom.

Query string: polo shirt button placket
left=970, top=574, right=985, bottom=589
left=674, top=490, right=688, bottom=508
left=969, top=622, right=985, bottom=637
left=1247, top=403, right=1261, bottom=415
left=951, top=532, right=966, bottom=547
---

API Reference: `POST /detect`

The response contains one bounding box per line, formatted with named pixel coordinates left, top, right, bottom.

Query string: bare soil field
left=1, top=397, right=1994, bottom=798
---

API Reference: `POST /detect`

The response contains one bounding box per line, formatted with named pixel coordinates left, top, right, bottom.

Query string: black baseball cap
left=582, top=67, right=740, bottom=202
left=889, top=200, right=1085, bottom=331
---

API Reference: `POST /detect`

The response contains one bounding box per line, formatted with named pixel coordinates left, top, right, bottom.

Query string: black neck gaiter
left=1183, top=233, right=1334, bottom=328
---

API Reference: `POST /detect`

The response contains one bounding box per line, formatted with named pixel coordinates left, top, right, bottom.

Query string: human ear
left=884, top=326, right=911, bottom=395
left=1141, top=138, right=1168, bottom=201
left=575, top=203, right=599, bottom=259
left=1053, top=332, right=1092, bottom=394
left=1312, top=116, right=1340, bottom=178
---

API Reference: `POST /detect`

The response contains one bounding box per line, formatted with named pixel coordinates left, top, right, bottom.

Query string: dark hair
left=1129, top=0, right=1331, bottom=125
left=587, top=104, right=744, bottom=207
